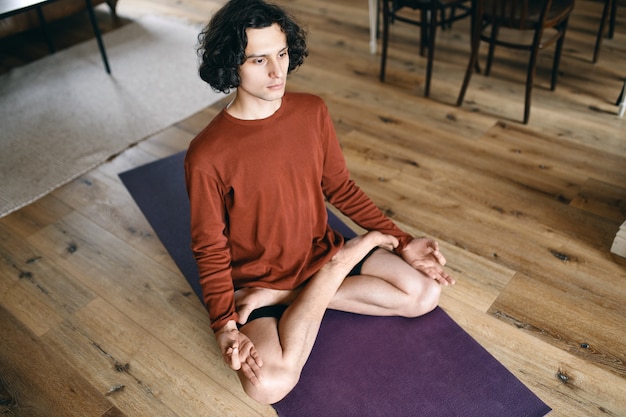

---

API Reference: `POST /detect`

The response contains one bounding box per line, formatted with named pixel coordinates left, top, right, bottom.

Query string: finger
left=432, top=250, right=447, bottom=266
left=420, top=264, right=447, bottom=283
left=426, top=240, right=447, bottom=265
left=246, top=355, right=263, bottom=381
left=241, top=362, right=262, bottom=386
left=432, top=271, right=448, bottom=285
left=420, top=266, right=442, bottom=282
left=249, top=347, right=264, bottom=367
left=441, top=271, right=455, bottom=286
left=435, top=270, right=455, bottom=286
left=410, top=260, right=439, bottom=276
left=435, top=275, right=449, bottom=286
left=228, top=346, right=241, bottom=370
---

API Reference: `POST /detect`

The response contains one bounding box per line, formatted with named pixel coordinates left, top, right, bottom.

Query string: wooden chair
left=593, top=0, right=618, bottom=63
left=456, top=0, right=575, bottom=124
left=379, top=0, right=472, bottom=97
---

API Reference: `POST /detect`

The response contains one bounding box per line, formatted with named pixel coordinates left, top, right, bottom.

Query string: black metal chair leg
left=85, top=0, right=111, bottom=74
left=379, top=1, right=391, bottom=81
left=593, top=0, right=612, bottom=64
left=608, top=0, right=617, bottom=38
left=425, top=4, right=438, bottom=97
left=35, top=6, right=55, bottom=53
left=457, top=0, right=480, bottom=107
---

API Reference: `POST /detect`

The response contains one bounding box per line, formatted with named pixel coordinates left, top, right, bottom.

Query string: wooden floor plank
left=42, top=298, right=270, bottom=417
left=24, top=210, right=275, bottom=415
left=0, top=193, right=73, bottom=240
left=0, top=304, right=122, bottom=417
left=0, top=222, right=97, bottom=336
left=50, top=162, right=182, bottom=274
left=489, top=272, right=626, bottom=380
left=570, top=178, right=626, bottom=222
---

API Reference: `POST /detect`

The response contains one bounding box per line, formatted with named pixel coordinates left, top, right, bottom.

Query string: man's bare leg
left=236, top=248, right=442, bottom=324
left=237, top=231, right=398, bottom=404
left=235, top=286, right=301, bottom=324
left=329, top=248, right=442, bottom=318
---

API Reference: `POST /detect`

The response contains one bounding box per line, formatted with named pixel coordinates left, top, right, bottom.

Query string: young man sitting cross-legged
left=185, top=0, right=455, bottom=404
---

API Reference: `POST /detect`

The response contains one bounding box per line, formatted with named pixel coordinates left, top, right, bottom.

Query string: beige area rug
left=0, top=15, right=224, bottom=218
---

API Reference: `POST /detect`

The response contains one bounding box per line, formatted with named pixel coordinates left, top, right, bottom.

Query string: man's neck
left=226, top=94, right=283, bottom=120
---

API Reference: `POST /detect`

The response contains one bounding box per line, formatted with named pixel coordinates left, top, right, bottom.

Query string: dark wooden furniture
left=593, top=0, right=618, bottom=63
left=0, top=0, right=111, bottom=73
left=379, top=0, right=471, bottom=97
left=456, top=0, right=575, bottom=124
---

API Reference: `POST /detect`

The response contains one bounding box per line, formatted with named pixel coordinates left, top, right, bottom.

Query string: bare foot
left=235, top=287, right=300, bottom=324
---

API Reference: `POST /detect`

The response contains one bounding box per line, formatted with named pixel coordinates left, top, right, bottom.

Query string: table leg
left=84, top=0, right=111, bottom=73
left=35, top=6, right=55, bottom=53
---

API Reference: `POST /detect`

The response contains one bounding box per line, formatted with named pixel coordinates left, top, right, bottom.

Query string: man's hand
left=401, top=238, right=455, bottom=286
left=215, top=320, right=264, bottom=386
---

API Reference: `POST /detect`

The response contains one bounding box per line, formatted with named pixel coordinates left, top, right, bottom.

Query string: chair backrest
left=481, top=0, right=553, bottom=30
left=391, top=0, right=471, bottom=14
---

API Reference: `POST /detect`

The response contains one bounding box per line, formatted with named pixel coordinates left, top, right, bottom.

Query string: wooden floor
left=1, top=0, right=625, bottom=416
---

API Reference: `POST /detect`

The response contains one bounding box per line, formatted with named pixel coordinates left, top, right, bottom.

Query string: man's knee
left=402, top=278, right=441, bottom=318
left=242, top=367, right=300, bottom=405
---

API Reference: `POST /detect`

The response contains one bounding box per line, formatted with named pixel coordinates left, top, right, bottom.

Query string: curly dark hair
left=197, top=0, right=308, bottom=93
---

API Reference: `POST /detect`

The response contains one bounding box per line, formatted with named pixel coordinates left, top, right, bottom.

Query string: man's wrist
left=218, top=320, right=238, bottom=334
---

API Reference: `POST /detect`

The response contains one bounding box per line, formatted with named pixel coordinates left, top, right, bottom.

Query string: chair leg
left=105, top=0, right=119, bottom=19
left=593, top=0, right=612, bottom=63
left=420, top=9, right=428, bottom=57
left=485, top=23, right=499, bottom=76
left=457, top=48, right=478, bottom=106
left=550, top=20, right=569, bottom=91
left=85, top=0, right=111, bottom=74
left=35, top=6, right=55, bottom=54
left=617, top=80, right=626, bottom=117
left=609, top=0, right=617, bottom=39
left=523, top=38, right=542, bottom=124
left=448, top=6, right=457, bottom=29
left=441, top=6, right=455, bottom=30
left=616, top=79, right=625, bottom=105
left=425, top=7, right=438, bottom=97
left=457, top=1, right=480, bottom=106
left=379, top=1, right=391, bottom=81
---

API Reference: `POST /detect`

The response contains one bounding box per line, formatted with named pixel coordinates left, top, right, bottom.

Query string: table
left=0, top=0, right=111, bottom=73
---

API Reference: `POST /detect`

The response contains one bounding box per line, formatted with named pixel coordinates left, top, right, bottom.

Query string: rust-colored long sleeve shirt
left=185, top=93, right=412, bottom=331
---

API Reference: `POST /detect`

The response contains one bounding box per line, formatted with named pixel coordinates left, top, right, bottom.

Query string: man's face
left=237, top=23, right=290, bottom=106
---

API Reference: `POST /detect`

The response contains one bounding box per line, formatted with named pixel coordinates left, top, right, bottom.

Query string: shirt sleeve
left=317, top=102, right=414, bottom=252
left=184, top=157, right=239, bottom=332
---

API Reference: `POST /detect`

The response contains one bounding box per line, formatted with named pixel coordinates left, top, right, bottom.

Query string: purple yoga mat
left=276, top=308, right=548, bottom=416
left=120, top=151, right=551, bottom=417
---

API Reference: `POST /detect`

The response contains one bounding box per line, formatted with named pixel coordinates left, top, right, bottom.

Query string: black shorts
left=238, top=246, right=379, bottom=328
left=348, top=246, right=378, bottom=276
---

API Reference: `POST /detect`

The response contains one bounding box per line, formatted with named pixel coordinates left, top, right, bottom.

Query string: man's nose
left=268, top=58, right=284, bottom=78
